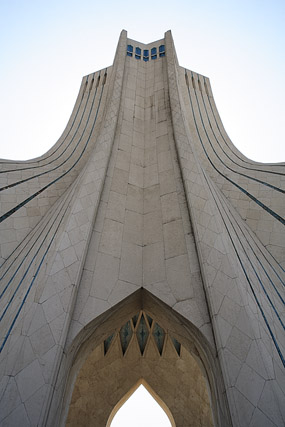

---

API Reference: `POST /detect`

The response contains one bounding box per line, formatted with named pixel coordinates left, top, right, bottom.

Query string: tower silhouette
left=0, top=30, right=284, bottom=426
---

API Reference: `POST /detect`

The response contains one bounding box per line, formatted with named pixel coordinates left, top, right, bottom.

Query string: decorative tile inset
left=146, top=314, right=153, bottom=328
left=136, top=314, right=149, bottom=355
left=120, top=320, right=133, bottom=355
left=104, top=333, right=114, bottom=355
left=132, top=313, right=139, bottom=328
left=153, top=323, right=165, bottom=355
left=171, top=336, right=181, bottom=356
left=105, top=312, right=182, bottom=358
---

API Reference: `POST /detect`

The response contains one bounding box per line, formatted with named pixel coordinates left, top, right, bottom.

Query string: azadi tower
left=0, top=30, right=284, bottom=427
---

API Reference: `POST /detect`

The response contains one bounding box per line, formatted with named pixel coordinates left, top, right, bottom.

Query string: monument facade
left=0, top=30, right=284, bottom=426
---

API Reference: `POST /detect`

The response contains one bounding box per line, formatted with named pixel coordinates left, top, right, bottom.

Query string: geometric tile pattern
left=104, top=311, right=181, bottom=357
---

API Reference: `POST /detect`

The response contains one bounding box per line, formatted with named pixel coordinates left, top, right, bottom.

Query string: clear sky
left=110, top=384, right=172, bottom=426
left=0, top=0, right=284, bottom=162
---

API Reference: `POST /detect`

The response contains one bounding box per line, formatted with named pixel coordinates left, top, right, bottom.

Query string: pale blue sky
left=110, top=384, right=172, bottom=426
left=0, top=0, right=284, bottom=161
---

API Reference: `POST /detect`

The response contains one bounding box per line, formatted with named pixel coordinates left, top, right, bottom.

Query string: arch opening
left=108, top=380, right=175, bottom=427
left=59, top=290, right=231, bottom=427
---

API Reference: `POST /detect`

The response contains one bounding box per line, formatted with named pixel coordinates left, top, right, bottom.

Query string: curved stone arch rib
left=106, top=379, right=176, bottom=427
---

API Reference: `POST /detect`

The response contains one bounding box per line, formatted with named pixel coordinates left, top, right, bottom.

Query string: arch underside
left=60, top=289, right=230, bottom=427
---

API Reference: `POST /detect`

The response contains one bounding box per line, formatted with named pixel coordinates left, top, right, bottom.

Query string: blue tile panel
left=171, top=337, right=181, bottom=356
left=104, top=333, right=115, bottom=355
left=152, top=323, right=165, bottom=355
left=136, top=314, right=149, bottom=355
left=103, top=312, right=181, bottom=358
left=120, top=320, right=133, bottom=355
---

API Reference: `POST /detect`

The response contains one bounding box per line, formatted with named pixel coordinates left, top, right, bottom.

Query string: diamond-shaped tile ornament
left=171, top=336, right=181, bottom=356
left=120, top=320, right=133, bottom=355
left=146, top=314, right=153, bottom=328
left=104, top=333, right=114, bottom=355
left=132, top=313, right=139, bottom=328
left=153, top=323, right=165, bottom=355
left=136, top=314, right=149, bottom=355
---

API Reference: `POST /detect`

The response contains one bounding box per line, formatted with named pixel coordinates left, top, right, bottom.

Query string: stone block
left=119, top=241, right=142, bottom=286
left=163, top=220, right=187, bottom=259
left=123, top=210, right=143, bottom=245
left=143, top=241, right=166, bottom=285
left=161, top=192, right=181, bottom=223
left=99, top=219, right=123, bottom=258
left=90, top=252, right=120, bottom=300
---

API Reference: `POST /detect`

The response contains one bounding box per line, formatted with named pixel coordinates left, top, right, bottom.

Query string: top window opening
left=159, top=44, right=166, bottom=57
left=127, top=45, right=133, bottom=57
left=126, top=44, right=165, bottom=61
left=151, top=47, right=157, bottom=60
left=191, top=76, right=196, bottom=90
left=135, top=47, right=141, bottom=60
left=143, top=49, right=149, bottom=62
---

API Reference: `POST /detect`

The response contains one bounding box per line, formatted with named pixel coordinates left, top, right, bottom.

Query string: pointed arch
left=106, top=379, right=175, bottom=427
left=55, top=289, right=232, bottom=426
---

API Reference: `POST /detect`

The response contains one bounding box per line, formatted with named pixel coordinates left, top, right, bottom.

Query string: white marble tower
left=0, top=30, right=284, bottom=426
